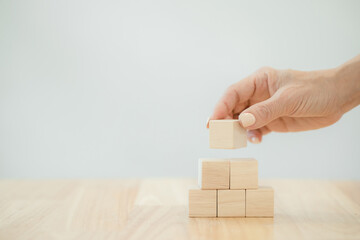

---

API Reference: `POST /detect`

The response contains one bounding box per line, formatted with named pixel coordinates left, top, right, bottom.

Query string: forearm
left=334, top=55, right=360, bottom=114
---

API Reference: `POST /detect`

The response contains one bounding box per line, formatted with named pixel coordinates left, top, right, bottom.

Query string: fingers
left=208, top=67, right=278, bottom=129
left=239, top=92, right=288, bottom=130
left=247, top=126, right=271, bottom=144
left=247, top=129, right=262, bottom=144
left=209, top=75, right=256, bottom=121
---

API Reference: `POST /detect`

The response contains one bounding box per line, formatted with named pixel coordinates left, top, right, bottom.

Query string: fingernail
left=206, top=117, right=210, bottom=129
left=250, top=136, right=260, bottom=144
left=239, top=113, right=256, bottom=128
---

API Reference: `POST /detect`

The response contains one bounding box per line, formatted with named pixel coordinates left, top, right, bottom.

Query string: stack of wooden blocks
left=188, top=120, right=274, bottom=218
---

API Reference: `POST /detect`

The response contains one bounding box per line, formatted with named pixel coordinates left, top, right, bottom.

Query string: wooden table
left=0, top=179, right=359, bottom=240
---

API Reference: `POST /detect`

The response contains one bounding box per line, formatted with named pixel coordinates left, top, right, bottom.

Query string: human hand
left=207, top=55, right=360, bottom=143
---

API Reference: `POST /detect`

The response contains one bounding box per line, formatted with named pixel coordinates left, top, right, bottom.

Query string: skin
left=208, top=55, right=360, bottom=143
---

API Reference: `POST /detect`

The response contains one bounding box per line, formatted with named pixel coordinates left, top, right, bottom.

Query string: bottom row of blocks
left=189, top=186, right=274, bottom=217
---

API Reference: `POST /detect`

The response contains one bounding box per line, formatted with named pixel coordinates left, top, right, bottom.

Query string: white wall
left=1, top=0, right=359, bottom=179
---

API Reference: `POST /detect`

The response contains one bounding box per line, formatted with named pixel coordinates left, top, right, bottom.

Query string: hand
left=208, top=55, right=360, bottom=144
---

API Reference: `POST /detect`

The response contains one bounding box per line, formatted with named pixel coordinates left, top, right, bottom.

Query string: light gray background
left=1, top=0, right=359, bottom=179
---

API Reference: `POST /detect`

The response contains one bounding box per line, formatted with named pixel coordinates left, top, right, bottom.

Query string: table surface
left=0, top=179, right=359, bottom=240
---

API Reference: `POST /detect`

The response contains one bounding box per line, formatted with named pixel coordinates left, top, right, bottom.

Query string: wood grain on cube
left=218, top=190, right=245, bottom=217
left=246, top=186, right=274, bottom=217
left=230, top=158, right=258, bottom=189
left=209, top=120, right=247, bottom=149
left=198, top=159, right=229, bottom=190
left=188, top=188, right=217, bottom=217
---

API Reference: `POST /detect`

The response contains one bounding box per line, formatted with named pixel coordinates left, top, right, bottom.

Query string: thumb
left=238, top=96, right=287, bottom=130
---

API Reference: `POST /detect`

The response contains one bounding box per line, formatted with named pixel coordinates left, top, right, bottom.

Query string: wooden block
left=246, top=186, right=274, bottom=217
left=209, top=120, right=247, bottom=149
left=230, top=158, right=258, bottom=189
left=218, top=190, right=245, bottom=217
left=198, top=158, right=229, bottom=190
left=188, top=188, right=217, bottom=217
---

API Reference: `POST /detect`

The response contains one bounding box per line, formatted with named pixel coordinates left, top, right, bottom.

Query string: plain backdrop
left=1, top=0, right=360, bottom=179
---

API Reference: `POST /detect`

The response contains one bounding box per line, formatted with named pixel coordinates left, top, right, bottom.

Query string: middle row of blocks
left=198, top=158, right=258, bottom=190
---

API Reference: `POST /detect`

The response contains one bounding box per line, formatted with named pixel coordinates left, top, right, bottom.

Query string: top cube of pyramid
left=209, top=120, right=247, bottom=149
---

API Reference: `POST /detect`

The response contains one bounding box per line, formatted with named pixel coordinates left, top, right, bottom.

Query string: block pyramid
left=188, top=120, right=274, bottom=217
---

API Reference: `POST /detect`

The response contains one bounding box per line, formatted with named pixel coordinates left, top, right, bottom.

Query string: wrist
left=333, top=56, right=360, bottom=114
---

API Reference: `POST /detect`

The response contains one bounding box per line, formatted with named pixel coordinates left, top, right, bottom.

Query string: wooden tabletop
left=0, top=179, right=359, bottom=240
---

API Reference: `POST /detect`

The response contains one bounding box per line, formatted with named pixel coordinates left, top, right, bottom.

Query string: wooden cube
left=218, top=190, right=245, bottom=217
left=198, top=158, right=229, bottom=190
left=246, top=186, right=274, bottom=217
left=188, top=188, right=217, bottom=217
left=209, top=120, right=247, bottom=149
left=230, top=158, right=258, bottom=189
